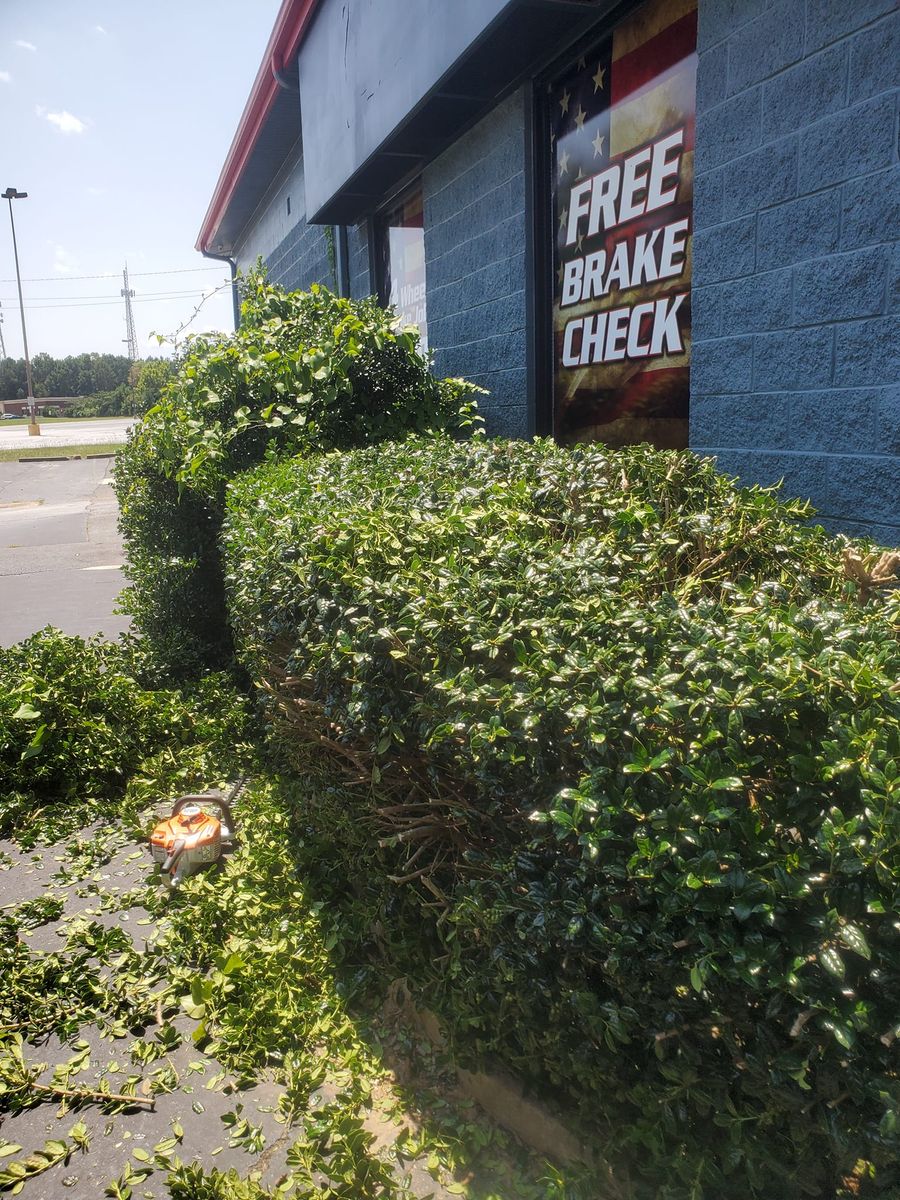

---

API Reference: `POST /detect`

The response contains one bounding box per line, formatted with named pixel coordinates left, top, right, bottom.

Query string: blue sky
left=1, top=0, right=282, bottom=358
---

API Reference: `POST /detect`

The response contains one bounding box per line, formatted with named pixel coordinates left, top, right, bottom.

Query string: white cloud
left=94, top=24, right=107, bottom=35
left=86, top=185, right=106, bottom=197
left=53, top=245, right=79, bottom=274
left=36, top=106, right=87, bottom=134
left=14, top=40, right=36, bottom=52
left=0, top=71, right=10, bottom=83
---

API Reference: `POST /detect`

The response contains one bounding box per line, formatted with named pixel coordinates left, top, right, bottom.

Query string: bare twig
left=30, top=1081, right=155, bottom=1109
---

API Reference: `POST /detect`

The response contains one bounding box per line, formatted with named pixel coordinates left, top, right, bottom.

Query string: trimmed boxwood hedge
left=114, top=276, right=481, bottom=678
left=222, top=435, right=900, bottom=1199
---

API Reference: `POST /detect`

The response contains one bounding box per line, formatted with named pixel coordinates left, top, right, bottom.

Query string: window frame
left=372, top=178, right=429, bottom=352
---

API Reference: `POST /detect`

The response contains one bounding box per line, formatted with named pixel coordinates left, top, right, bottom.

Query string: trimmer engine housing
left=150, top=795, right=235, bottom=888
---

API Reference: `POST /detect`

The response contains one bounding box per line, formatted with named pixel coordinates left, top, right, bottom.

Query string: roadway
left=0, top=457, right=131, bottom=646
left=0, top=416, right=135, bottom=451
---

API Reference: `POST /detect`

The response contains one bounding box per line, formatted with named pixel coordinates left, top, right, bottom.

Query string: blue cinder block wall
left=347, top=222, right=371, bottom=300
left=422, top=91, right=530, bottom=439
left=233, top=150, right=335, bottom=293
left=691, top=0, right=899, bottom=543
left=266, top=219, right=334, bottom=294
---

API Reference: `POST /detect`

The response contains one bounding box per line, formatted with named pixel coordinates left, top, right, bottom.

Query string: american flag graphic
left=551, top=0, right=698, bottom=448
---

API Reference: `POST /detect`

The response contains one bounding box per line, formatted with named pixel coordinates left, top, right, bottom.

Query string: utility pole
left=121, top=263, right=138, bottom=361
left=2, top=187, right=39, bottom=435
left=0, top=305, right=6, bottom=418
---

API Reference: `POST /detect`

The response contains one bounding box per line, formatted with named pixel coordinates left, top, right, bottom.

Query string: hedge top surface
left=224, top=434, right=848, bottom=646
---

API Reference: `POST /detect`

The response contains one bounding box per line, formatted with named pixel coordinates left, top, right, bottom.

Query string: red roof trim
left=196, top=0, right=320, bottom=254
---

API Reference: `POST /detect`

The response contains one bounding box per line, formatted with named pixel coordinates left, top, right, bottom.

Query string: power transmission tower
left=121, top=263, right=138, bottom=360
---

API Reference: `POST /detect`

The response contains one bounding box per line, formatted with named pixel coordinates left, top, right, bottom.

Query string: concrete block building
left=198, top=0, right=898, bottom=542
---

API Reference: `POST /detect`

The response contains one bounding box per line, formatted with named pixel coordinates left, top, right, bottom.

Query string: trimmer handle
left=162, top=837, right=186, bottom=874
left=171, top=794, right=235, bottom=833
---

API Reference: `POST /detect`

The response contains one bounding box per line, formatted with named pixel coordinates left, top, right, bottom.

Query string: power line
left=0, top=284, right=228, bottom=302
left=0, top=281, right=234, bottom=354
left=0, top=265, right=227, bottom=284
left=17, top=292, right=226, bottom=311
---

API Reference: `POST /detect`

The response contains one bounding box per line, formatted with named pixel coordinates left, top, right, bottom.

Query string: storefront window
left=376, top=183, right=428, bottom=352
left=550, top=0, right=697, bottom=448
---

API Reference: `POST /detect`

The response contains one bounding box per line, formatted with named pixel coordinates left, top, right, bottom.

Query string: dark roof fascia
left=196, top=0, right=318, bottom=253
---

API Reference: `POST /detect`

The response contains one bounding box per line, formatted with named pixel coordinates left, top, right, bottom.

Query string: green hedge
left=222, top=435, right=900, bottom=1199
left=114, top=275, right=481, bottom=678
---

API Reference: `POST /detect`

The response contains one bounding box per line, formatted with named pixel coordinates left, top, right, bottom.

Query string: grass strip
left=0, top=416, right=126, bottom=426
left=0, top=442, right=122, bottom=462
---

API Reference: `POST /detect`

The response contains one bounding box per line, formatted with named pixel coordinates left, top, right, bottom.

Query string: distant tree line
left=0, top=352, right=133, bottom=400
left=0, top=354, right=174, bottom=416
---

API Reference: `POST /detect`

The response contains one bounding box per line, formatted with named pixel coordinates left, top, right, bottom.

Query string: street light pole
left=2, top=188, right=39, bottom=436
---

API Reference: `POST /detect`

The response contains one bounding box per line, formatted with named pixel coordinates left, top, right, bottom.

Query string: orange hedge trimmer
left=149, top=779, right=246, bottom=888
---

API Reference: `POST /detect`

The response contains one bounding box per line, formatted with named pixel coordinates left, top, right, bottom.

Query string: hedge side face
left=222, top=436, right=900, bottom=1200
left=115, top=427, right=232, bottom=679
left=113, top=276, right=482, bottom=679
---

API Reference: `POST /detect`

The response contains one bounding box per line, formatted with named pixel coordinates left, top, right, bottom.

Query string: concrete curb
left=16, top=452, right=119, bottom=463
left=385, top=980, right=595, bottom=1169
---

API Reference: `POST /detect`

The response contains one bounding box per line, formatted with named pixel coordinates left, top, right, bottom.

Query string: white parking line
left=81, top=564, right=123, bottom=572
left=0, top=500, right=88, bottom=519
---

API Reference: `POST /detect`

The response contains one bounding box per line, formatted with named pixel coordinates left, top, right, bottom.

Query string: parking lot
left=0, top=456, right=131, bottom=646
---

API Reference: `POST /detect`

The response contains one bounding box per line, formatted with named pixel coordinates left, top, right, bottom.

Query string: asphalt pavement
left=0, top=457, right=132, bottom=646
left=0, top=800, right=461, bottom=1200
left=0, top=810, right=296, bottom=1200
